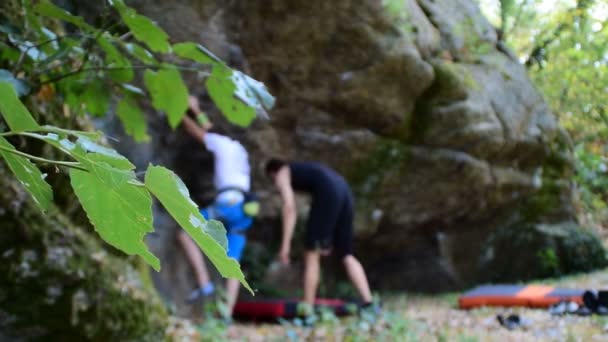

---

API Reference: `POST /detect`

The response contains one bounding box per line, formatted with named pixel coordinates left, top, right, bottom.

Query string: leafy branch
left=0, top=144, right=87, bottom=171
left=524, top=0, right=596, bottom=68
left=38, top=64, right=209, bottom=86
left=0, top=0, right=276, bottom=292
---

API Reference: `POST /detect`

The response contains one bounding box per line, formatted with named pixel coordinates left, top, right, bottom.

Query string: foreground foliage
left=0, top=0, right=275, bottom=291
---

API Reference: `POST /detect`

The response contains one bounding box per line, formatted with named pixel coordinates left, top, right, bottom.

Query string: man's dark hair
left=265, top=158, right=287, bottom=176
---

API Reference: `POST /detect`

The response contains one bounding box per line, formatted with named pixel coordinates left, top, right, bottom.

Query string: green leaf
left=36, top=46, right=72, bottom=69
left=97, top=34, right=133, bottom=83
left=82, top=82, right=110, bottom=117
left=0, top=82, right=40, bottom=132
left=144, top=165, right=252, bottom=293
left=203, top=219, right=229, bottom=251
left=57, top=78, right=85, bottom=113
left=22, top=0, right=43, bottom=34
left=236, top=72, right=276, bottom=111
left=41, top=125, right=103, bottom=141
left=205, top=65, right=256, bottom=127
left=7, top=36, right=45, bottom=61
left=31, top=132, right=135, bottom=171
left=121, top=84, right=146, bottom=96
left=34, top=0, right=94, bottom=31
left=70, top=161, right=159, bottom=271
left=112, top=0, right=170, bottom=53
left=0, top=69, right=30, bottom=96
left=123, top=42, right=157, bottom=65
left=38, top=27, right=61, bottom=55
left=117, top=96, right=150, bottom=142
left=0, top=136, right=52, bottom=211
left=172, top=42, right=221, bottom=66
left=143, top=66, right=189, bottom=128
left=26, top=130, right=157, bottom=268
left=0, top=42, right=21, bottom=63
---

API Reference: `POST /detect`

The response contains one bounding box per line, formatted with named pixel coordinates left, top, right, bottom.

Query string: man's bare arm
left=276, top=166, right=297, bottom=264
left=182, top=115, right=207, bottom=143
left=181, top=95, right=211, bottom=142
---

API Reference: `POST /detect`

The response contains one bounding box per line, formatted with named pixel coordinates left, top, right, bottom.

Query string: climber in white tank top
left=177, top=95, right=254, bottom=319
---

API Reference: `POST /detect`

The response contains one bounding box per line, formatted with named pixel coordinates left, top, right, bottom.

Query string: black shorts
left=305, top=184, right=354, bottom=259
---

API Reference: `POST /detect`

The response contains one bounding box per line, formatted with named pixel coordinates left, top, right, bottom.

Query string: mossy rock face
left=94, top=0, right=604, bottom=298
left=479, top=222, right=607, bottom=281
left=0, top=161, right=168, bottom=341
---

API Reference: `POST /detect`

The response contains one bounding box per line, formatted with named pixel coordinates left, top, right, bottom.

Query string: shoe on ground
left=497, top=314, right=521, bottom=330
left=549, top=301, right=567, bottom=316
left=598, top=291, right=608, bottom=307
left=186, top=283, right=215, bottom=303
left=583, top=290, right=598, bottom=312
left=597, top=305, right=608, bottom=316
left=566, top=301, right=579, bottom=314
left=576, top=306, right=593, bottom=316
left=358, top=301, right=382, bottom=316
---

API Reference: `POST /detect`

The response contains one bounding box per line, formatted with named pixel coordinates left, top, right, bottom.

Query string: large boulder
left=122, top=0, right=605, bottom=304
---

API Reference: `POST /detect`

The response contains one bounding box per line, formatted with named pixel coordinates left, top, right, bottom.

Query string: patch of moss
left=348, top=138, right=410, bottom=199
left=0, top=207, right=168, bottom=341
left=480, top=222, right=607, bottom=282
left=520, top=134, right=573, bottom=222
left=0, top=102, right=168, bottom=341
left=431, top=62, right=477, bottom=101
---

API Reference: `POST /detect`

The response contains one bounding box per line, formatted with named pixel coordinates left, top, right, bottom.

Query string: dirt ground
left=167, top=269, right=608, bottom=341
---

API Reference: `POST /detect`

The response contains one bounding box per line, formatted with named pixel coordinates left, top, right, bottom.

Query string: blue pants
left=200, top=199, right=252, bottom=262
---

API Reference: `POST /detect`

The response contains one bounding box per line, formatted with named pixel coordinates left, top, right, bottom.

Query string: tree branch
left=0, top=145, right=87, bottom=171
left=38, top=65, right=208, bottom=86
left=524, top=0, right=596, bottom=68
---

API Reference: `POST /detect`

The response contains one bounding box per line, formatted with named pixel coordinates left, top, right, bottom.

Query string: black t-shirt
left=289, top=161, right=346, bottom=198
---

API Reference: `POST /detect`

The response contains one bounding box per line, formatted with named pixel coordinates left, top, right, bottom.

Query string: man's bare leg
left=343, top=254, right=373, bottom=303
left=225, top=278, right=240, bottom=317
left=177, top=231, right=211, bottom=287
left=303, top=250, right=321, bottom=306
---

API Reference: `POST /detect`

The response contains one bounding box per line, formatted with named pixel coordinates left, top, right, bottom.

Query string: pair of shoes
left=186, top=283, right=215, bottom=303
left=358, top=301, right=382, bottom=317
left=497, top=314, right=531, bottom=330
left=549, top=301, right=579, bottom=316
left=497, top=314, right=518, bottom=330
left=581, top=290, right=608, bottom=315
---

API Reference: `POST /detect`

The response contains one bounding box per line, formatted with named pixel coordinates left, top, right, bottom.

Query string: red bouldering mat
left=233, top=298, right=352, bottom=320
left=458, top=285, right=585, bottom=309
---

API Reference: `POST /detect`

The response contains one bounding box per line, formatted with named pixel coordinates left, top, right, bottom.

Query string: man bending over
left=265, top=159, right=374, bottom=311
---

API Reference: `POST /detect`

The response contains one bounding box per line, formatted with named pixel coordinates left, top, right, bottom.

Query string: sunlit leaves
left=0, top=136, right=52, bottom=211
left=34, top=0, right=94, bottom=31
left=480, top=0, right=608, bottom=216
left=25, top=130, right=159, bottom=269
left=173, top=42, right=221, bottom=66
left=206, top=64, right=275, bottom=126
left=111, top=0, right=170, bottom=53
left=41, top=125, right=102, bottom=140
left=123, top=42, right=157, bottom=65
left=234, top=72, right=276, bottom=114
left=0, top=82, right=40, bottom=132
left=144, top=67, right=189, bottom=128
left=117, top=96, right=150, bottom=142
left=145, top=165, right=252, bottom=292
left=0, top=0, right=278, bottom=285
left=32, top=132, right=135, bottom=171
